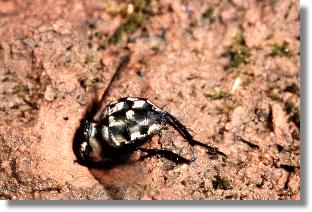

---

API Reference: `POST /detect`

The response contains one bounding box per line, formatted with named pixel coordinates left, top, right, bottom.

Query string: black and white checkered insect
left=74, top=97, right=224, bottom=167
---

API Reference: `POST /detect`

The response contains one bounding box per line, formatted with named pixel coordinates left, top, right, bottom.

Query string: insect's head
left=73, top=120, right=102, bottom=166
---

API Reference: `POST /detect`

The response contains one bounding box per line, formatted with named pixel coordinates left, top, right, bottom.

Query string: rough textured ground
left=0, top=0, right=300, bottom=200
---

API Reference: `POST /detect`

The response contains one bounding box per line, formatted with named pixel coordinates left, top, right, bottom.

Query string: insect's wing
left=93, top=99, right=118, bottom=122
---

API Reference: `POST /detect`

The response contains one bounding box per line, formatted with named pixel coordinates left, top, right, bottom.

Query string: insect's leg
left=163, top=112, right=227, bottom=157
left=138, top=147, right=192, bottom=164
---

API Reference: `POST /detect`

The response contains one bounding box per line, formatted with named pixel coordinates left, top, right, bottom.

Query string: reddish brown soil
left=0, top=0, right=300, bottom=200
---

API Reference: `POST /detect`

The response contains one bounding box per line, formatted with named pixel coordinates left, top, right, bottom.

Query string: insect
left=74, top=96, right=225, bottom=168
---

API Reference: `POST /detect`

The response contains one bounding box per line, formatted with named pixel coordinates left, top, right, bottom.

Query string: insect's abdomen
left=97, top=97, right=164, bottom=148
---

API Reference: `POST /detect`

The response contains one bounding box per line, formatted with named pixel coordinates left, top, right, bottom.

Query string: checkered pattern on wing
left=98, top=97, right=163, bottom=147
left=100, top=97, right=161, bottom=120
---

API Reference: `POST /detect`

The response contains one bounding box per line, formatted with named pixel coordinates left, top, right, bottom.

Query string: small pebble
left=44, top=85, right=57, bottom=102
left=9, top=101, right=18, bottom=109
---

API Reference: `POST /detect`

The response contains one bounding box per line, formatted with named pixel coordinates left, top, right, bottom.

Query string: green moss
left=108, top=0, right=152, bottom=45
left=84, top=53, right=97, bottom=64
left=269, top=82, right=281, bottom=90
left=266, top=82, right=281, bottom=101
left=271, top=42, right=292, bottom=57
left=13, top=84, right=29, bottom=94
left=108, top=25, right=125, bottom=45
left=241, top=73, right=254, bottom=87
left=285, top=101, right=295, bottom=114
left=79, top=75, right=100, bottom=88
left=242, top=77, right=252, bottom=86
left=202, top=6, right=216, bottom=23
left=285, top=101, right=300, bottom=128
left=189, top=17, right=198, bottom=27
left=267, top=91, right=280, bottom=101
left=205, top=90, right=228, bottom=100
left=222, top=33, right=251, bottom=69
left=219, top=101, right=234, bottom=115
left=232, top=33, right=244, bottom=45
left=103, top=2, right=127, bottom=16
left=125, top=13, right=147, bottom=32
left=133, top=0, right=152, bottom=13
left=212, top=175, right=232, bottom=190
left=98, top=42, right=108, bottom=50
left=151, top=45, right=160, bottom=52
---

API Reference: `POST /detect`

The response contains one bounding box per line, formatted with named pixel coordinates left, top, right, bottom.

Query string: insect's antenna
left=94, top=52, right=131, bottom=121
left=98, top=53, right=131, bottom=107
left=164, top=112, right=227, bottom=157
left=160, top=103, right=168, bottom=110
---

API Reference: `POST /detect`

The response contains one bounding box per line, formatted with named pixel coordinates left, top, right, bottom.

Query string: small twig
left=235, top=135, right=259, bottom=149
left=23, top=98, right=39, bottom=110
